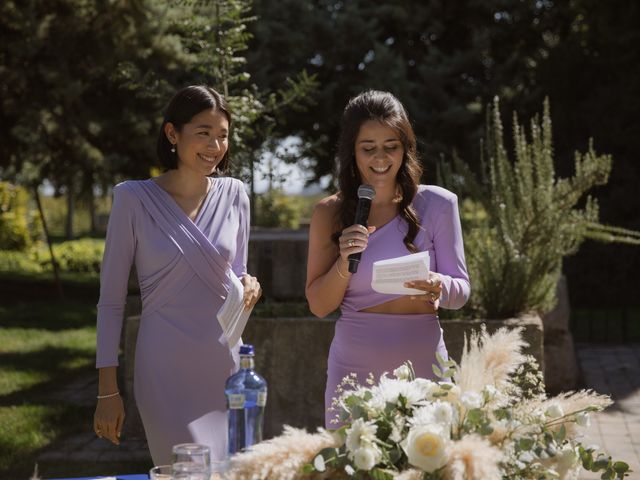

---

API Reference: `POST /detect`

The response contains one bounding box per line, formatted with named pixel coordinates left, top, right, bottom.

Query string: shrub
left=0, top=250, right=42, bottom=273
left=34, top=239, right=105, bottom=274
left=443, top=98, right=640, bottom=318
left=255, top=188, right=304, bottom=228
left=0, top=182, right=33, bottom=251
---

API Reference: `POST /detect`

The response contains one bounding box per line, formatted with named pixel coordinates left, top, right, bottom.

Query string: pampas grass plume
left=455, top=326, right=527, bottom=393
left=225, top=426, right=339, bottom=480
left=444, top=435, right=504, bottom=480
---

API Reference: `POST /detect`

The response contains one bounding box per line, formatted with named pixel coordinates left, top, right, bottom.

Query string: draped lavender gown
left=95, top=177, right=249, bottom=465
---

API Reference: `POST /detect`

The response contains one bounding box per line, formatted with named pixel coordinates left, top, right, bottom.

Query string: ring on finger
left=348, top=239, right=355, bottom=247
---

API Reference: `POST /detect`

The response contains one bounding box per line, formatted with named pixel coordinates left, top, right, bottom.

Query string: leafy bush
left=0, top=250, right=43, bottom=273
left=255, top=188, right=305, bottom=228
left=34, top=239, right=105, bottom=274
left=0, top=182, right=33, bottom=251
left=443, top=98, right=640, bottom=318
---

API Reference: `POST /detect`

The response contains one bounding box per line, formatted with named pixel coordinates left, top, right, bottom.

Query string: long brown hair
left=334, top=90, right=423, bottom=252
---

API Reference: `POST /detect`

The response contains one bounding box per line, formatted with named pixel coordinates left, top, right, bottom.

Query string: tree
left=246, top=0, right=561, bottom=183
left=0, top=0, right=190, bottom=238
left=170, top=0, right=319, bottom=220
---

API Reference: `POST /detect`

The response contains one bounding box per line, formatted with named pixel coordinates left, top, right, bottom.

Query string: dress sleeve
left=95, top=183, right=137, bottom=368
left=231, top=183, right=250, bottom=278
left=433, top=193, right=471, bottom=310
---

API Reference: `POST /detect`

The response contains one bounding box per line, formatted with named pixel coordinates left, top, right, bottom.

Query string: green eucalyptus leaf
left=370, top=468, right=394, bottom=480
left=556, top=425, right=566, bottom=442
left=613, top=461, right=630, bottom=473
left=592, top=457, right=610, bottom=471
left=301, top=463, right=316, bottom=474
left=519, top=438, right=534, bottom=451
left=466, top=408, right=484, bottom=423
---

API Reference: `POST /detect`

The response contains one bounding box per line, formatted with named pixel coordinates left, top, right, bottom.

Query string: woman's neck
left=163, top=168, right=210, bottom=197
left=370, top=182, right=400, bottom=207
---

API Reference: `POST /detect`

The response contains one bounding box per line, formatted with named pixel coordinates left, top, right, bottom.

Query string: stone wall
left=248, top=229, right=308, bottom=300
left=541, top=276, right=578, bottom=393
left=121, top=309, right=543, bottom=440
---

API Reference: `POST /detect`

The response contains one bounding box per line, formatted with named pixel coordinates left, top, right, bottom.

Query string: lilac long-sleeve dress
left=96, top=176, right=249, bottom=464
left=325, top=185, right=471, bottom=426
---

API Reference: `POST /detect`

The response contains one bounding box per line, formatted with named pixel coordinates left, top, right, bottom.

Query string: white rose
left=394, top=364, right=412, bottom=381
left=545, top=404, right=564, bottom=419
left=353, top=446, right=380, bottom=471
left=460, top=390, right=483, bottom=410
left=401, top=424, right=450, bottom=473
left=575, top=412, right=590, bottom=427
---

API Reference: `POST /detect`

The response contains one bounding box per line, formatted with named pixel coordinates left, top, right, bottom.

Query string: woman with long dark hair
left=305, top=90, right=470, bottom=427
left=93, top=85, right=261, bottom=463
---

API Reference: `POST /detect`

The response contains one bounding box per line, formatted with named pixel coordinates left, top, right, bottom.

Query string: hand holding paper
left=217, top=271, right=252, bottom=348
left=371, top=251, right=431, bottom=295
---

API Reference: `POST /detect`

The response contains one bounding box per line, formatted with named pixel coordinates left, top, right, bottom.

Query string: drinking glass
left=171, top=443, right=211, bottom=480
left=211, top=459, right=230, bottom=479
left=149, top=465, right=172, bottom=480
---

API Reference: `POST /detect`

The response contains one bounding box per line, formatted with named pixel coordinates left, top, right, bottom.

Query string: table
left=49, top=475, right=147, bottom=480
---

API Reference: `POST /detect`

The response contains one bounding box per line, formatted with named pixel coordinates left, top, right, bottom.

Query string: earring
left=170, top=144, right=176, bottom=153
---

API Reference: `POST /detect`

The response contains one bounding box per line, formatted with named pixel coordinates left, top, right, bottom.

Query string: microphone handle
left=347, top=198, right=372, bottom=273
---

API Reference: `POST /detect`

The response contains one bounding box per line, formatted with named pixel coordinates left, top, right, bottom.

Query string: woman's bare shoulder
left=312, top=194, right=342, bottom=224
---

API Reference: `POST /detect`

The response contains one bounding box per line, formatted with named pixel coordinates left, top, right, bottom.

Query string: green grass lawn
left=0, top=298, right=96, bottom=478
left=0, top=277, right=150, bottom=479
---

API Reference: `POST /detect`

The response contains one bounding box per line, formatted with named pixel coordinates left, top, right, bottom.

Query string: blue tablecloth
left=49, top=475, right=147, bottom=480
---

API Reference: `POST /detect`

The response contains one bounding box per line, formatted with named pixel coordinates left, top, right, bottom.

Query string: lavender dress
left=325, top=186, right=471, bottom=426
left=95, top=177, right=249, bottom=464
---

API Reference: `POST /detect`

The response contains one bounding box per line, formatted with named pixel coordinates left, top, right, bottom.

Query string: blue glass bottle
left=225, top=344, right=267, bottom=455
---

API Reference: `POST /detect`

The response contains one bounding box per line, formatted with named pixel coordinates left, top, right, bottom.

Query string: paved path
left=38, top=344, right=640, bottom=478
left=575, top=344, right=640, bottom=479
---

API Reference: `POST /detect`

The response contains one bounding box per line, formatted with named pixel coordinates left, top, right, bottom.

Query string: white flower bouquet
left=303, top=327, right=630, bottom=480
left=225, top=327, right=630, bottom=480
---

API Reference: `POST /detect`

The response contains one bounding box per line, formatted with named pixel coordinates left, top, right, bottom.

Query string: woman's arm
left=96, top=183, right=137, bottom=368
left=231, top=184, right=262, bottom=309
left=433, top=193, right=470, bottom=309
left=305, top=197, right=372, bottom=317
left=94, top=183, right=137, bottom=444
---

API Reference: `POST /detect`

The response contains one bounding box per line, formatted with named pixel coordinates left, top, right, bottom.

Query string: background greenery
left=1, top=2, right=639, bottom=475
left=3, top=0, right=637, bottom=308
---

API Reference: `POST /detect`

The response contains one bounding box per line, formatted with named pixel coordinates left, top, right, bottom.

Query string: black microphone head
left=357, top=184, right=376, bottom=201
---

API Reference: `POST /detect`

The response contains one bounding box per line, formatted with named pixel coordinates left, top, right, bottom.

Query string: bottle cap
left=239, top=344, right=254, bottom=356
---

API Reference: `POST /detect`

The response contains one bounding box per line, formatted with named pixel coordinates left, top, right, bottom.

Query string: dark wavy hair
left=334, top=90, right=423, bottom=252
left=156, top=85, right=232, bottom=173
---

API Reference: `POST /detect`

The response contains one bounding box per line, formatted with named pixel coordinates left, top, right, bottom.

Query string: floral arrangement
left=304, top=327, right=630, bottom=479
left=226, top=327, right=630, bottom=480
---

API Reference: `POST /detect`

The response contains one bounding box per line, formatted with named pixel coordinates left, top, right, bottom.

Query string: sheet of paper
left=217, top=271, right=252, bottom=348
left=371, top=251, right=430, bottom=295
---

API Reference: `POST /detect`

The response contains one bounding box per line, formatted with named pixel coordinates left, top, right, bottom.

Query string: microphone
left=348, top=184, right=376, bottom=273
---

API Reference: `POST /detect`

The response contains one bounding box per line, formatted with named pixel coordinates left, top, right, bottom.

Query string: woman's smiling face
left=167, top=107, right=230, bottom=175
left=354, top=120, right=404, bottom=189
